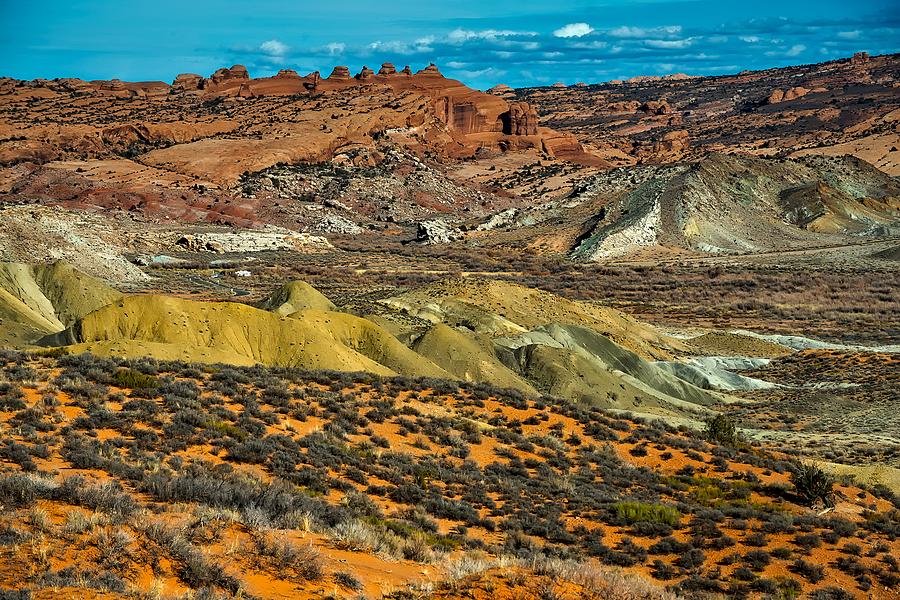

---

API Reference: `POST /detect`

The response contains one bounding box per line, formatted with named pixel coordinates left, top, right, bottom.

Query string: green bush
left=614, top=501, right=681, bottom=527
left=111, top=368, right=158, bottom=390
left=704, top=414, right=738, bottom=446
left=790, top=463, right=834, bottom=507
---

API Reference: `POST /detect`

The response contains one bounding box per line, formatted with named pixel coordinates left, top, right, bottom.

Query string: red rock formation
left=506, top=102, right=539, bottom=135
left=327, top=66, right=352, bottom=80
left=11, top=61, right=587, bottom=172
left=417, top=64, right=442, bottom=76
left=639, top=100, right=671, bottom=115
left=654, top=130, right=689, bottom=153
left=768, top=86, right=809, bottom=104
left=487, top=84, right=513, bottom=95
left=609, top=100, right=641, bottom=112
left=172, top=73, right=205, bottom=92
left=851, top=51, right=870, bottom=65
left=210, top=65, right=249, bottom=84
left=356, top=66, right=375, bottom=81
left=784, top=86, right=809, bottom=101
left=55, top=78, right=94, bottom=94
left=400, top=66, right=413, bottom=76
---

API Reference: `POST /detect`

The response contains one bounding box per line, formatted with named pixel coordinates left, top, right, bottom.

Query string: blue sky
left=2, top=0, right=898, bottom=88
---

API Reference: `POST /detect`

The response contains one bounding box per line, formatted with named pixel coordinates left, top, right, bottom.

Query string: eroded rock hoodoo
left=327, top=66, right=352, bottom=80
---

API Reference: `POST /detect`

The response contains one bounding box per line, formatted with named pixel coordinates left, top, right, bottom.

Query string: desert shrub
left=111, top=368, right=158, bottom=390
left=762, top=513, right=795, bottom=534
left=93, top=527, right=134, bottom=572
left=141, top=521, right=241, bottom=594
left=0, top=473, right=50, bottom=509
left=650, top=559, right=677, bottom=580
left=790, top=558, right=825, bottom=583
left=675, top=548, right=706, bottom=570
left=629, top=444, right=649, bottom=457
left=630, top=520, right=673, bottom=538
left=774, top=576, right=803, bottom=599
left=614, top=502, right=680, bottom=527
left=834, top=556, right=867, bottom=577
left=743, top=549, right=771, bottom=571
left=333, top=570, right=363, bottom=591
left=750, top=578, right=778, bottom=594
left=704, top=414, right=738, bottom=446
left=0, top=524, right=25, bottom=546
left=329, top=519, right=401, bottom=557
left=676, top=574, right=726, bottom=594
left=828, top=517, right=858, bottom=537
left=790, top=462, right=834, bottom=507
left=771, top=546, right=793, bottom=559
left=55, top=476, right=137, bottom=519
left=253, top=532, right=323, bottom=581
left=40, top=568, right=125, bottom=593
left=744, top=532, right=768, bottom=547
left=809, top=587, right=854, bottom=600
left=792, top=532, right=821, bottom=552
left=648, top=536, right=691, bottom=555
left=841, top=542, right=863, bottom=555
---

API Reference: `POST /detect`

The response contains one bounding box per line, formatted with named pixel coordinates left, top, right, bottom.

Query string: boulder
left=417, top=220, right=462, bottom=244
left=653, top=130, right=690, bottom=154
left=639, top=100, right=671, bottom=115
left=768, top=87, right=809, bottom=104
left=378, top=62, right=397, bottom=75
left=767, top=89, right=785, bottom=104
left=784, top=86, right=809, bottom=101
left=319, top=214, right=363, bottom=235
left=609, top=100, right=641, bottom=112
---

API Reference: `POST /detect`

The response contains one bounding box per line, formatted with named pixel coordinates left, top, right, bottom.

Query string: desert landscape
left=0, top=2, right=899, bottom=597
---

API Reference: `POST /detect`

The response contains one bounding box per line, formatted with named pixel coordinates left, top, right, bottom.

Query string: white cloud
left=325, top=42, right=345, bottom=55
left=609, top=25, right=682, bottom=39
left=368, top=37, right=434, bottom=55
left=837, top=30, right=861, bottom=39
left=645, top=38, right=693, bottom=49
left=447, top=28, right=535, bottom=43
left=260, top=39, right=288, bottom=57
left=451, top=66, right=508, bottom=80
left=553, top=23, right=594, bottom=38
left=569, top=40, right=609, bottom=50
left=739, top=36, right=761, bottom=43
left=765, top=43, right=806, bottom=57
